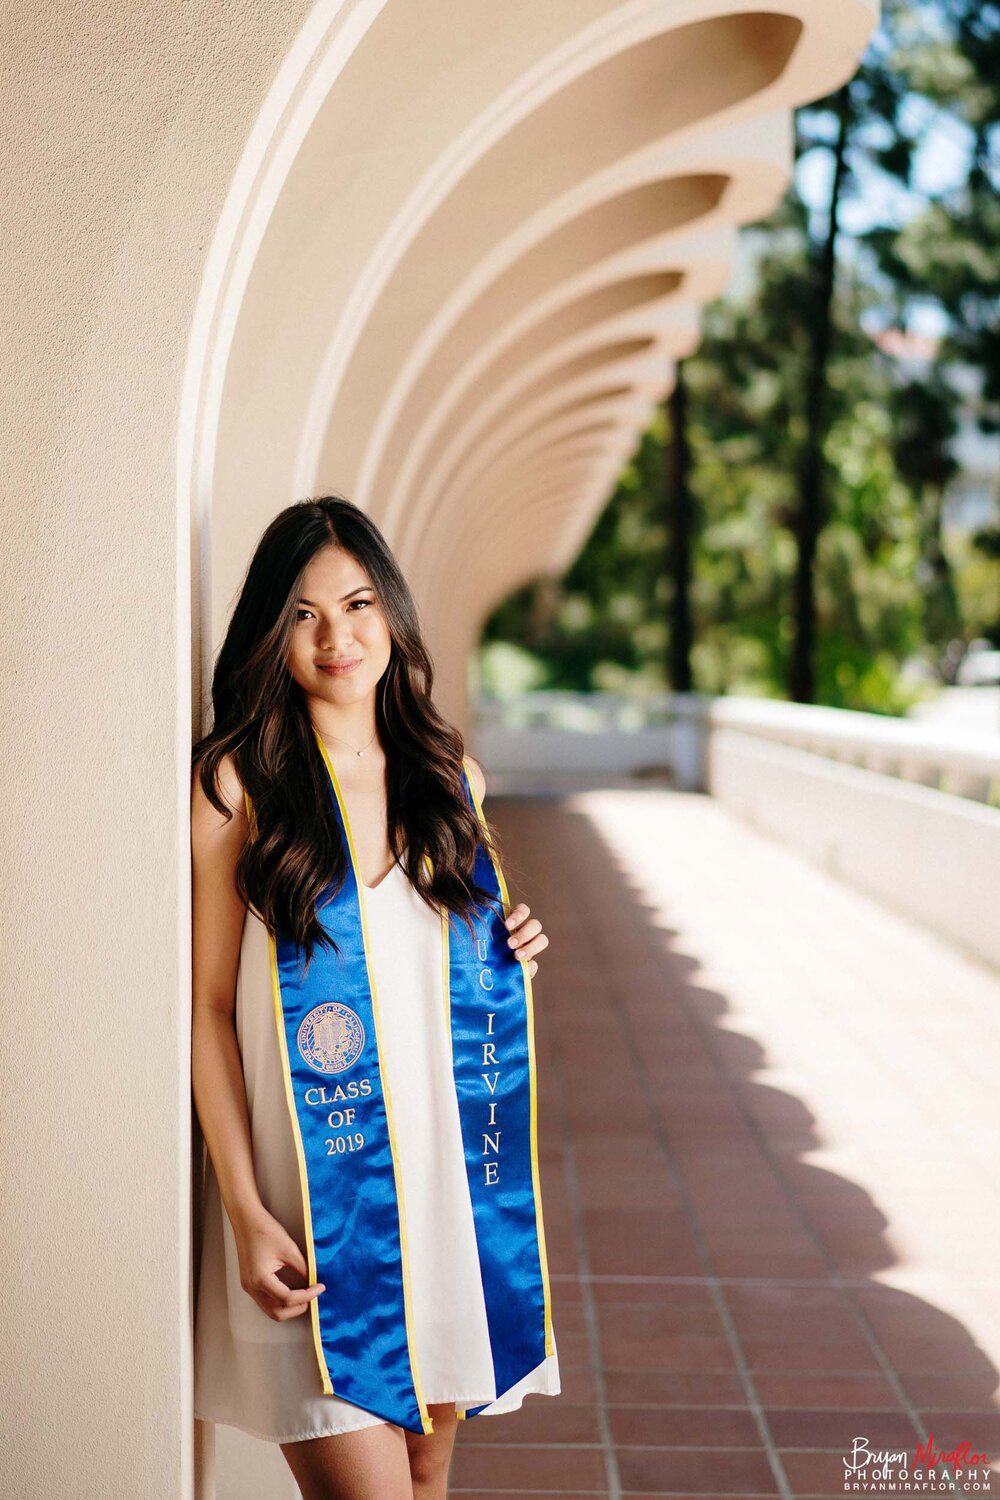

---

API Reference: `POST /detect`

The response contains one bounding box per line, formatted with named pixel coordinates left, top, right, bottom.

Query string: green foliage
left=478, top=0, right=1000, bottom=710
left=482, top=419, right=670, bottom=694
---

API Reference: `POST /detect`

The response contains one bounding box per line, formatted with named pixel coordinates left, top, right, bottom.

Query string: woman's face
left=286, top=543, right=393, bottom=711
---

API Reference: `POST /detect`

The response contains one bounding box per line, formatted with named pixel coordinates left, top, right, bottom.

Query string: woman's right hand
left=231, top=1202, right=327, bottom=1322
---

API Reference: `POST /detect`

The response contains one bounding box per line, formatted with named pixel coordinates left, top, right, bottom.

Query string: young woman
left=191, top=496, right=559, bottom=1500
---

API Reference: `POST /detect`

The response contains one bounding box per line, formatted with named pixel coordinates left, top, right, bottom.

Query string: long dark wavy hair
left=191, top=495, right=504, bottom=966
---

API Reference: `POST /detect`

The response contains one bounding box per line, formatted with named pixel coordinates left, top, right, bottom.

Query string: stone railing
left=472, top=691, right=1000, bottom=805
left=472, top=691, right=1000, bottom=968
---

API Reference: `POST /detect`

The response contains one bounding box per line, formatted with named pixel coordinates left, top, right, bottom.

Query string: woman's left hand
left=504, top=903, right=549, bottom=978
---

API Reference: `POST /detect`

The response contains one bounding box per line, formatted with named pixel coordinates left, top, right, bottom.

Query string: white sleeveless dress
left=193, top=861, right=560, bottom=1443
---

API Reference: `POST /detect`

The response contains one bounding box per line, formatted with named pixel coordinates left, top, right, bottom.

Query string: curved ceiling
left=208, top=0, right=878, bottom=724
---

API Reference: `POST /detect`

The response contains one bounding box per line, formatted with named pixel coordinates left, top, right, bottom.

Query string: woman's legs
left=278, top=1402, right=460, bottom=1500
left=405, top=1403, right=460, bottom=1500
left=279, top=1419, right=413, bottom=1500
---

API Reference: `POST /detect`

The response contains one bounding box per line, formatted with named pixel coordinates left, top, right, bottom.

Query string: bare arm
left=466, top=753, right=550, bottom=977
left=191, top=753, right=324, bottom=1321
left=465, top=754, right=487, bottom=803
left=190, top=752, right=264, bottom=1230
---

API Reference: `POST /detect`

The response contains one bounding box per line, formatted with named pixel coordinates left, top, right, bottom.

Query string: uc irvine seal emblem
left=297, top=1002, right=365, bottom=1075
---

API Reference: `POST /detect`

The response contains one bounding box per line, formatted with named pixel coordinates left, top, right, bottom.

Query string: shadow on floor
left=450, top=792, right=1000, bottom=1500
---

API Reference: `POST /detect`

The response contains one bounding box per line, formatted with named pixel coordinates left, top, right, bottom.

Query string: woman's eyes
left=296, top=600, right=371, bottom=622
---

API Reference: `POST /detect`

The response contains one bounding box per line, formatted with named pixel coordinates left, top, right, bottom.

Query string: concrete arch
left=403, top=302, right=704, bottom=581
left=425, top=436, right=644, bottom=614
left=393, top=256, right=733, bottom=570
left=373, top=175, right=724, bottom=536
left=394, top=270, right=686, bottom=554
left=426, top=449, right=642, bottom=706
left=363, top=131, right=782, bottom=546
left=340, top=13, right=809, bottom=516
left=408, top=384, right=670, bottom=582
left=207, top=0, right=876, bottom=731
left=325, top=10, right=805, bottom=501
left=425, top=471, right=630, bottom=661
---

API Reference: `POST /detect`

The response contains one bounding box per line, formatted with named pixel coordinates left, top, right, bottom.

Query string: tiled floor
left=450, top=786, right=1000, bottom=1498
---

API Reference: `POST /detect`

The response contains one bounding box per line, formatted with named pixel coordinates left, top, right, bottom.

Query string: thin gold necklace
left=321, top=726, right=378, bottom=759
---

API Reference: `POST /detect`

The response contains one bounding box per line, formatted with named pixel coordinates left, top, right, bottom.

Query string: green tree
left=870, top=0, right=1000, bottom=638
left=479, top=0, right=997, bottom=711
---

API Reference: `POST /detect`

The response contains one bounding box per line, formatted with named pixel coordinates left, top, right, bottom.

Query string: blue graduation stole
left=245, top=730, right=554, bottom=1435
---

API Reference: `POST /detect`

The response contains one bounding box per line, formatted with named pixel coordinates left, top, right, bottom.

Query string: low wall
left=473, top=693, right=1000, bottom=972
left=708, top=727, right=1000, bottom=972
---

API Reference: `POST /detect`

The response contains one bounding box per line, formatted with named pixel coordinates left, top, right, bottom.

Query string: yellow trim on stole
left=313, top=735, right=435, bottom=1437
left=461, top=756, right=556, bottom=1365
left=244, top=788, right=334, bottom=1397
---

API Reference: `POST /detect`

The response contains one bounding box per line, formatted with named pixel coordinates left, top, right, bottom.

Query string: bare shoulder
left=191, top=748, right=247, bottom=831
left=216, top=750, right=247, bottom=816
left=464, top=754, right=487, bottom=804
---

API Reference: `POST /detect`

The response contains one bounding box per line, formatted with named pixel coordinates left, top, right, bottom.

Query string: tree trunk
left=789, top=82, right=852, bottom=702
left=666, top=360, right=694, bottom=692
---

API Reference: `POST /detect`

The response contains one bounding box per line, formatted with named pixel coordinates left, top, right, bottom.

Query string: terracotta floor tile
left=457, top=1401, right=602, bottom=1445
left=474, top=792, right=1000, bottom=1500
left=763, top=1407, right=919, bottom=1448
left=550, top=1328, right=591, bottom=1366
left=589, top=1280, right=717, bottom=1308
left=899, top=1374, right=1000, bottom=1410
left=778, top=1447, right=862, bottom=1492
left=547, top=1302, right=589, bottom=1335
left=587, top=1242, right=702, bottom=1277
left=450, top=1443, right=607, bottom=1491
left=609, top=1405, right=760, bottom=1447
left=707, top=1248, right=832, bottom=1277
left=615, top=1445, right=780, bottom=1494
left=877, top=1337, right=996, bottom=1374
left=548, top=1274, right=586, bottom=1304
left=596, top=1302, right=725, bottom=1336
left=599, top=1332, right=736, bottom=1372
left=740, top=1335, right=882, bottom=1373
left=751, top=1370, right=907, bottom=1408
left=605, top=1368, right=746, bottom=1405
left=912, top=1410, right=1000, bottom=1452
left=549, top=1363, right=600, bottom=1406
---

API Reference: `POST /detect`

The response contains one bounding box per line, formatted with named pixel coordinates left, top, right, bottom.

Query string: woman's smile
left=317, top=658, right=362, bottom=676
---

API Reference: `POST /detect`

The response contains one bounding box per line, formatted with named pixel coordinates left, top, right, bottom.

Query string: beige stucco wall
left=0, top=6, right=313, bottom=1497
left=1, top=3, right=876, bottom=1497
